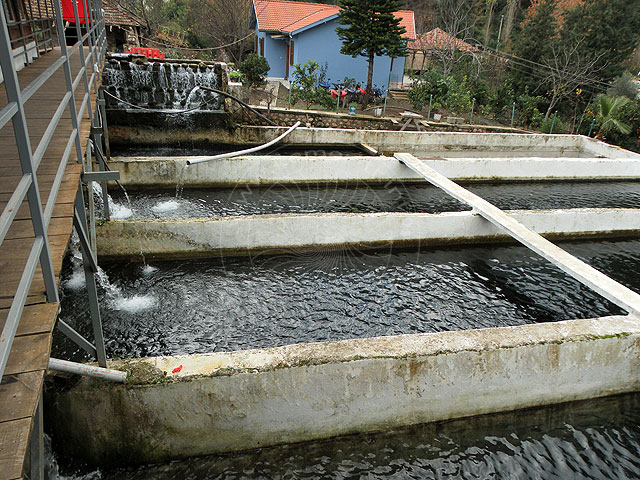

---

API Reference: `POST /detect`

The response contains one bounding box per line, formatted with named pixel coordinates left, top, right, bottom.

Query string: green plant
left=540, top=115, right=567, bottom=134
left=443, top=75, right=472, bottom=113
left=238, top=54, right=270, bottom=86
left=595, top=95, right=632, bottom=139
left=336, top=0, right=408, bottom=102
left=291, top=60, right=335, bottom=110
left=408, top=70, right=449, bottom=110
left=608, top=72, right=639, bottom=101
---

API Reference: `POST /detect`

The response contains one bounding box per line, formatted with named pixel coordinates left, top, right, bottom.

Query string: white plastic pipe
left=186, top=121, right=302, bottom=165
left=49, top=357, right=127, bottom=383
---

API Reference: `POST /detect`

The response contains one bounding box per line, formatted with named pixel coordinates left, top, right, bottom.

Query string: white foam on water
left=65, top=269, right=86, bottom=291
left=152, top=200, right=181, bottom=213
left=109, top=201, right=133, bottom=219
left=141, top=264, right=159, bottom=276
left=112, top=294, right=157, bottom=313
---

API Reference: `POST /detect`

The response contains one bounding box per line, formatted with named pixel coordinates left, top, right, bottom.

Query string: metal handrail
left=0, top=0, right=107, bottom=381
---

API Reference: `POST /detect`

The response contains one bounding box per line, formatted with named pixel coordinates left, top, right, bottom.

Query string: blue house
left=250, top=0, right=415, bottom=88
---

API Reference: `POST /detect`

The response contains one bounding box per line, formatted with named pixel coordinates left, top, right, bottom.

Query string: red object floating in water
left=172, top=365, right=183, bottom=373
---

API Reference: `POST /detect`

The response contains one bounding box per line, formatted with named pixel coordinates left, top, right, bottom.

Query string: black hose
left=197, top=86, right=278, bottom=127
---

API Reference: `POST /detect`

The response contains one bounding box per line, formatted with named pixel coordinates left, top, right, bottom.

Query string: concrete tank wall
left=47, top=315, right=640, bottom=467
left=109, top=155, right=640, bottom=187
left=96, top=209, right=640, bottom=260
left=107, top=126, right=640, bottom=160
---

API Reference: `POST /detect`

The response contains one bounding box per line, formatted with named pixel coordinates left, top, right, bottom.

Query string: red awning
left=62, top=0, right=91, bottom=24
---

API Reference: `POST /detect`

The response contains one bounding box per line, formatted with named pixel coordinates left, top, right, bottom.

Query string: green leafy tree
left=561, top=0, right=640, bottom=82
left=291, top=60, right=335, bottom=110
left=336, top=0, right=408, bottom=103
left=595, top=95, right=631, bottom=140
left=511, top=0, right=557, bottom=93
left=238, top=54, right=270, bottom=85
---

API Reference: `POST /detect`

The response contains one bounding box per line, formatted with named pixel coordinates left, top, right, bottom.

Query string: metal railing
left=6, top=17, right=56, bottom=66
left=0, top=0, right=108, bottom=380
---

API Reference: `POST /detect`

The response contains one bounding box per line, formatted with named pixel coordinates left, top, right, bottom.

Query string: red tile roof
left=253, top=0, right=415, bottom=39
left=407, top=28, right=478, bottom=52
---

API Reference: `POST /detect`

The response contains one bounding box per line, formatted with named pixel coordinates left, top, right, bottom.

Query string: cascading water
left=92, top=182, right=133, bottom=220
left=102, top=58, right=223, bottom=111
left=63, top=228, right=157, bottom=315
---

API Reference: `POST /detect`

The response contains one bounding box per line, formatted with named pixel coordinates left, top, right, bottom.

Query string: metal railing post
left=70, top=0, right=93, bottom=119
left=81, top=0, right=99, bottom=94
left=29, top=393, right=44, bottom=480
left=0, top=8, right=59, bottom=303
left=74, top=187, right=107, bottom=367
left=52, top=0, right=84, bottom=165
left=98, top=87, right=111, bottom=161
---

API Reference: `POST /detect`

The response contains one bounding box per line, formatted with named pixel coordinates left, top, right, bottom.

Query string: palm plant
left=595, top=95, right=632, bottom=140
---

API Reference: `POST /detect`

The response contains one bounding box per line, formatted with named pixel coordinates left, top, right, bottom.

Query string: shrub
left=608, top=71, right=639, bottom=101
left=408, top=70, right=449, bottom=110
left=238, top=54, right=270, bottom=85
left=291, top=60, right=335, bottom=110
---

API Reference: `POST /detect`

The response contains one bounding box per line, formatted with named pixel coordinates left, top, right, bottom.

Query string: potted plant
left=348, top=102, right=357, bottom=115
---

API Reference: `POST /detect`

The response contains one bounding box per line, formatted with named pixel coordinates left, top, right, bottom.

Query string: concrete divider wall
left=110, top=156, right=640, bottom=187
left=107, top=125, right=640, bottom=161
left=96, top=209, right=640, bottom=260
left=48, top=315, right=640, bottom=467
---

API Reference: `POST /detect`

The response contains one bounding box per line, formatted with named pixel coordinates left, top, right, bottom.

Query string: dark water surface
left=112, top=181, right=640, bottom=219
left=53, top=239, right=640, bottom=361
left=52, top=392, right=640, bottom=479
left=112, top=144, right=371, bottom=157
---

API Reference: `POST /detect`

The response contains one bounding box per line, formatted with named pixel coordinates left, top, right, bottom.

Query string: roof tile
left=254, top=0, right=415, bottom=39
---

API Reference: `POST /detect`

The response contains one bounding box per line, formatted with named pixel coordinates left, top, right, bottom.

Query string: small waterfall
left=175, top=162, right=189, bottom=198
left=63, top=229, right=157, bottom=314
left=103, top=57, right=223, bottom=111
left=92, top=183, right=133, bottom=219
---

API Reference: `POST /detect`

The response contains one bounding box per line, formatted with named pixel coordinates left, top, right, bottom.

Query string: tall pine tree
left=336, top=0, right=408, bottom=103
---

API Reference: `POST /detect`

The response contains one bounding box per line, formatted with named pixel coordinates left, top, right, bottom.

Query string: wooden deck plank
left=0, top=46, right=99, bottom=478
left=0, top=371, right=44, bottom=423
left=0, top=234, right=69, bottom=300
left=4, top=334, right=52, bottom=376
left=0, top=303, right=59, bottom=337
left=0, top=417, right=30, bottom=480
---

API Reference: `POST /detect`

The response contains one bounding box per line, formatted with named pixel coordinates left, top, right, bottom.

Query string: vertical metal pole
left=29, top=393, right=44, bottom=480
left=0, top=9, right=59, bottom=302
left=550, top=110, right=557, bottom=134
left=288, top=81, right=292, bottom=109
left=98, top=88, right=111, bottom=161
left=427, top=94, right=432, bottom=121
left=81, top=0, right=99, bottom=94
left=511, top=102, right=515, bottom=128
left=75, top=188, right=107, bottom=367
left=470, top=98, right=475, bottom=124
left=588, top=118, right=596, bottom=137
left=17, top=21, right=28, bottom=66
left=70, top=0, right=93, bottom=120
left=497, top=15, right=504, bottom=51
left=52, top=0, right=84, bottom=165
left=383, top=70, right=392, bottom=117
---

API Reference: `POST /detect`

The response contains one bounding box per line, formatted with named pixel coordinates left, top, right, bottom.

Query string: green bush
left=608, top=71, right=639, bottom=101
left=539, top=115, right=567, bottom=134
left=408, top=70, right=449, bottom=110
left=238, top=54, right=270, bottom=85
left=291, top=60, right=335, bottom=110
left=515, top=92, right=546, bottom=128
left=444, top=75, right=472, bottom=113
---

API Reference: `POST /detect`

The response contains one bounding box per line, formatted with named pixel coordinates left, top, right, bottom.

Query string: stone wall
left=245, top=106, right=527, bottom=133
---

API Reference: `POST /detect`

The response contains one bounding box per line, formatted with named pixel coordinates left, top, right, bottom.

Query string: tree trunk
left=365, top=52, right=375, bottom=106
left=502, top=0, right=519, bottom=44
left=483, top=1, right=495, bottom=46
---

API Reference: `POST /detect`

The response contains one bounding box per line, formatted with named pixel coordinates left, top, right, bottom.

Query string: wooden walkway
left=0, top=47, right=97, bottom=480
